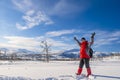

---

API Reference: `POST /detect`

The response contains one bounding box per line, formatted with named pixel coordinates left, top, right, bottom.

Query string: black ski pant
left=79, top=58, right=90, bottom=68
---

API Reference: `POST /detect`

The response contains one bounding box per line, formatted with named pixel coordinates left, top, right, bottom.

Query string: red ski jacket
left=79, top=41, right=90, bottom=59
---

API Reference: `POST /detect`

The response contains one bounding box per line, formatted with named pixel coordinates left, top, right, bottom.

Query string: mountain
left=16, top=49, right=38, bottom=54
left=94, top=52, right=110, bottom=57
left=59, top=49, right=79, bottom=58
left=0, top=47, right=119, bottom=59
left=58, top=49, right=115, bottom=58
left=0, top=48, right=9, bottom=51
left=0, top=48, right=38, bottom=55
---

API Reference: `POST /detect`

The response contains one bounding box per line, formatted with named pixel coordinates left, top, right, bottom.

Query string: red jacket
left=79, top=41, right=90, bottom=58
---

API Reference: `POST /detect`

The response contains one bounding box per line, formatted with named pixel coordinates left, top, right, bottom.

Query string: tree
left=10, top=53, right=17, bottom=60
left=40, top=40, right=52, bottom=62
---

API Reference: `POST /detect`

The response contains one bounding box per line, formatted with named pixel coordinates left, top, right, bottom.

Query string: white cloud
left=92, top=30, right=120, bottom=47
left=12, top=0, right=90, bottom=30
left=25, top=10, right=35, bottom=16
left=12, top=0, right=33, bottom=12
left=111, top=31, right=120, bottom=37
left=0, top=36, right=71, bottom=52
left=2, top=36, right=40, bottom=51
left=46, top=38, right=69, bottom=47
left=45, top=38, right=76, bottom=52
left=12, top=0, right=90, bottom=19
left=16, top=11, right=53, bottom=30
left=12, top=0, right=54, bottom=30
left=4, top=36, right=40, bottom=46
left=45, top=30, right=120, bottom=49
left=0, top=29, right=120, bottom=52
left=46, top=29, right=78, bottom=37
left=94, top=38, right=118, bottom=47
left=70, top=29, right=120, bottom=48
left=50, top=0, right=90, bottom=16
left=16, top=23, right=28, bottom=30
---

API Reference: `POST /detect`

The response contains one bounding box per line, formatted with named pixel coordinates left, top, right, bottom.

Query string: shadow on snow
left=95, top=74, right=120, bottom=79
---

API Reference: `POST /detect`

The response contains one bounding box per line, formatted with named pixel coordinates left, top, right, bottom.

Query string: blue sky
left=0, top=0, right=120, bottom=53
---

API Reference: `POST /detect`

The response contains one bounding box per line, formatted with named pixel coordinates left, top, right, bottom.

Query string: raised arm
left=89, top=32, right=95, bottom=46
left=74, top=37, right=81, bottom=46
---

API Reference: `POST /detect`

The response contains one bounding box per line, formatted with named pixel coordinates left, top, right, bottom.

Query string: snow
left=0, top=59, right=120, bottom=80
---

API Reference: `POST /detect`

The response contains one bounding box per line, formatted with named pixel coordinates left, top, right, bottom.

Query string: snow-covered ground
left=0, top=59, right=120, bottom=80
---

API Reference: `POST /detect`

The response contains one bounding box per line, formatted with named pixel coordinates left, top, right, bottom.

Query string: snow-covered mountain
left=0, top=48, right=38, bottom=54
left=94, top=52, right=110, bottom=57
left=59, top=49, right=79, bottom=58
left=0, top=48, right=9, bottom=52
left=16, top=49, right=38, bottom=54
left=0, top=48, right=119, bottom=59
left=58, top=49, right=120, bottom=58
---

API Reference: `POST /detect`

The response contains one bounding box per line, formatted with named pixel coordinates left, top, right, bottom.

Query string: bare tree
left=10, top=53, right=17, bottom=60
left=40, top=40, right=52, bottom=62
left=0, top=50, right=2, bottom=59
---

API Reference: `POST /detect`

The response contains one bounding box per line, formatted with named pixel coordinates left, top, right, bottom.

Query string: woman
left=74, top=32, right=95, bottom=77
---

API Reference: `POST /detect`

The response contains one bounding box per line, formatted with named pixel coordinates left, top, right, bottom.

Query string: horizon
left=0, top=0, right=120, bottom=53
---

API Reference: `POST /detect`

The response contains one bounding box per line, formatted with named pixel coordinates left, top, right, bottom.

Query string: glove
left=74, top=37, right=77, bottom=40
left=91, top=32, right=95, bottom=38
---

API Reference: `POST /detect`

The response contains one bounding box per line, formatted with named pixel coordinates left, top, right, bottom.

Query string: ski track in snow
left=0, top=76, right=57, bottom=80
left=0, top=75, right=89, bottom=80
